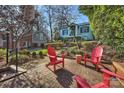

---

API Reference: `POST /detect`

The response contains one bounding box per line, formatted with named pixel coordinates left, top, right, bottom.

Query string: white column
left=75, top=25, right=78, bottom=36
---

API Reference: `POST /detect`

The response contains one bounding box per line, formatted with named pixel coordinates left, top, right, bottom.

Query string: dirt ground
left=0, top=57, right=123, bottom=88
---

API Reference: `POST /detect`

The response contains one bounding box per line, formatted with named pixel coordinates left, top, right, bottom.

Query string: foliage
left=83, top=41, right=97, bottom=52
left=10, top=54, right=30, bottom=64
left=0, top=49, right=6, bottom=59
left=19, top=49, right=30, bottom=56
left=66, top=46, right=81, bottom=55
left=45, top=42, right=63, bottom=49
left=32, top=51, right=37, bottom=58
left=63, top=36, right=81, bottom=42
left=39, top=51, right=44, bottom=58
left=31, top=49, right=47, bottom=55
left=79, top=5, right=124, bottom=53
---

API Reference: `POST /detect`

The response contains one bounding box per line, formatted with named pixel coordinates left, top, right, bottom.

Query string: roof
left=70, top=22, right=90, bottom=26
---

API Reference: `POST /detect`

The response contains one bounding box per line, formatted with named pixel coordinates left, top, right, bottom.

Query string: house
left=60, top=22, right=94, bottom=40
left=0, top=30, right=48, bottom=49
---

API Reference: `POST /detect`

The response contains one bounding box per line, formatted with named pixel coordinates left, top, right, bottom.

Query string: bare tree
left=53, top=6, right=80, bottom=49
left=0, top=5, right=35, bottom=48
left=33, top=10, right=49, bottom=42
left=54, top=5, right=77, bottom=29
left=43, top=6, right=56, bottom=42
left=0, top=5, right=36, bottom=71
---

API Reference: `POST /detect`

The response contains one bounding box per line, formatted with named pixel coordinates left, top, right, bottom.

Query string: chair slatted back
left=91, top=46, right=103, bottom=64
left=47, top=45, right=57, bottom=63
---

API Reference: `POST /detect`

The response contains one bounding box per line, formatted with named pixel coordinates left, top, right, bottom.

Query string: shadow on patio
left=55, top=69, right=75, bottom=88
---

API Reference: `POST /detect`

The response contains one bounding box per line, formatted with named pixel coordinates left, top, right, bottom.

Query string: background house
left=60, top=22, right=94, bottom=40
left=0, top=30, right=48, bottom=49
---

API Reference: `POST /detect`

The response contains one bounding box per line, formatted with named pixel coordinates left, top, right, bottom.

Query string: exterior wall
left=60, top=28, right=71, bottom=38
left=76, top=25, right=93, bottom=40
left=32, top=32, right=47, bottom=47
left=0, top=32, right=13, bottom=49
left=0, top=33, right=3, bottom=48
left=60, top=23, right=93, bottom=40
left=0, top=30, right=47, bottom=49
left=0, top=32, right=32, bottom=49
left=19, top=33, right=32, bottom=49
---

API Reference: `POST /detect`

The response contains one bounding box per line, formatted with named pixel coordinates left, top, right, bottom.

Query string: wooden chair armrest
left=47, top=54, right=56, bottom=58
left=73, top=75, right=91, bottom=88
left=101, top=69, right=124, bottom=80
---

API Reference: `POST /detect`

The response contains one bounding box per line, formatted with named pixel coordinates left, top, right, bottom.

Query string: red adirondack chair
left=83, top=45, right=103, bottom=70
left=74, top=68, right=124, bottom=88
left=46, top=45, right=65, bottom=71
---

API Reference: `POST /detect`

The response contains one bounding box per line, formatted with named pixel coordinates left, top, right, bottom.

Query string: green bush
left=27, top=51, right=31, bottom=56
left=32, top=51, right=37, bottom=58
left=83, top=41, right=97, bottom=52
left=62, top=36, right=81, bottom=42
left=70, top=50, right=76, bottom=55
left=45, top=43, right=63, bottom=50
left=42, top=49, right=47, bottom=55
left=65, top=46, right=81, bottom=56
left=31, top=49, right=47, bottom=55
left=75, top=36, right=82, bottom=41
left=39, top=51, right=44, bottom=58
left=0, top=49, right=6, bottom=59
left=10, top=54, right=30, bottom=64
left=63, top=37, right=68, bottom=43
left=19, top=49, right=30, bottom=56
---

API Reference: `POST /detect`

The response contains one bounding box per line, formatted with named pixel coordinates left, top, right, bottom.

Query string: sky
left=73, top=5, right=89, bottom=23
left=37, top=5, right=89, bottom=23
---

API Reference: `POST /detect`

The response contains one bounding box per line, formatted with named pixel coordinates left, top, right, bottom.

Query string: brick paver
left=0, top=57, right=123, bottom=88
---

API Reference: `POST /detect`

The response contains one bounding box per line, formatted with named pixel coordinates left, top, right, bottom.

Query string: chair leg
left=84, top=61, right=86, bottom=66
left=46, top=63, right=50, bottom=67
left=62, top=62, right=64, bottom=68
left=95, top=65, right=100, bottom=71
left=54, top=65, right=56, bottom=71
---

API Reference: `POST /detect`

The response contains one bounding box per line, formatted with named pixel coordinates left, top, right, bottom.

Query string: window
left=2, top=34, right=6, bottom=40
left=40, top=33, right=43, bottom=41
left=23, top=41, right=28, bottom=47
left=80, top=27, right=89, bottom=33
left=62, top=29, right=68, bottom=35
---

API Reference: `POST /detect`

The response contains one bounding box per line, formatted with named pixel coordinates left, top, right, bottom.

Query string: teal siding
left=60, top=23, right=93, bottom=40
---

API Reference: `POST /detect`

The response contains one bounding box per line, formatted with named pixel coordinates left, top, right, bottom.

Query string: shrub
left=45, top=42, right=63, bottom=49
left=75, top=36, right=82, bottom=41
left=19, top=49, right=30, bottom=56
left=10, top=54, right=30, bottom=64
left=42, top=49, right=48, bottom=55
left=39, top=51, right=44, bottom=58
left=0, top=49, right=6, bottom=59
left=70, top=50, right=76, bottom=55
left=32, top=51, right=37, bottom=58
left=83, top=41, right=97, bottom=52
left=27, top=51, right=31, bottom=56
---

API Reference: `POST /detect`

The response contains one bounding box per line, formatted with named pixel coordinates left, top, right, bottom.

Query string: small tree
left=70, top=23, right=80, bottom=49
left=79, top=5, right=124, bottom=53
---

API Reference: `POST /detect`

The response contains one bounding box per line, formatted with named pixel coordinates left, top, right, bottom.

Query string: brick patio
left=0, top=57, right=123, bottom=88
